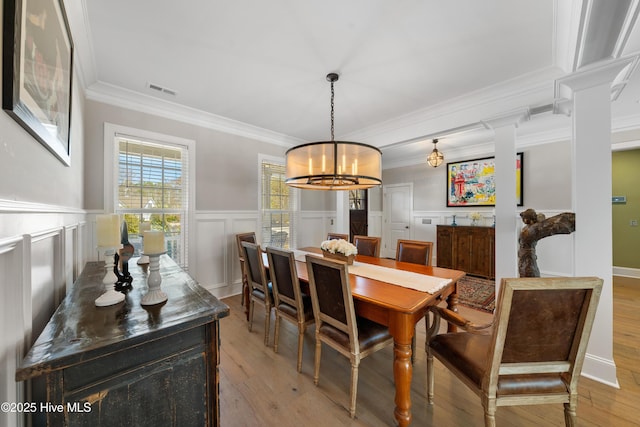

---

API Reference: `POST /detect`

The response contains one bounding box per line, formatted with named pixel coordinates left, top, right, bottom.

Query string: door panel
left=383, top=184, right=412, bottom=258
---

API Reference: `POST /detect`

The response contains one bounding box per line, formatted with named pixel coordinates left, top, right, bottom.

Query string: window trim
left=258, top=153, right=299, bottom=249
left=103, top=123, right=196, bottom=267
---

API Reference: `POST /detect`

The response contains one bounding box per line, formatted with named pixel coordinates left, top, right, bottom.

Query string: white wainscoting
left=193, top=210, right=338, bottom=299
left=407, top=210, right=575, bottom=277
left=193, top=211, right=258, bottom=299
left=0, top=202, right=87, bottom=427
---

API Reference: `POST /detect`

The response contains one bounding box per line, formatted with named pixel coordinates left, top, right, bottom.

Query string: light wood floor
left=218, top=277, right=640, bottom=426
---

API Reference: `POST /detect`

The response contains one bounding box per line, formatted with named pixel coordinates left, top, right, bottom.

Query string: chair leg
left=313, top=333, right=321, bottom=385
left=248, top=299, right=254, bottom=332
left=426, top=349, right=434, bottom=404
left=273, top=314, right=281, bottom=353
left=264, top=305, right=271, bottom=346
left=411, top=335, right=416, bottom=364
left=483, top=399, right=497, bottom=427
left=564, top=399, right=578, bottom=426
left=349, top=360, right=359, bottom=418
left=296, top=324, right=304, bottom=373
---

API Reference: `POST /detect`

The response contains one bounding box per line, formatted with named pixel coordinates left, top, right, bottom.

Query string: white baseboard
left=581, top=353, right=620, bottom=389
left=613, top=266, right=640, bottom=279
left=204, top=281, right=243, bottom=300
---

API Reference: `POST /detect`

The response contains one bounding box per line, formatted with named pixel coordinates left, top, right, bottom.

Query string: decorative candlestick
left=95, top=246, right=125, bottom=306
left=141, top=230, right=168, bottom=306
left=141, top=252, right=168, bottom=306
left=451, top=214, right=457, bottom=226
left=137, top=221, right=151, bottom=265
left=95, top=214, right=125, bottom=307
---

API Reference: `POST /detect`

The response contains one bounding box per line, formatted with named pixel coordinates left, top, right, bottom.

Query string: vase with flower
left=469, top=211, right=482, bottom=226
left=320, top=239, right=358, bottom=265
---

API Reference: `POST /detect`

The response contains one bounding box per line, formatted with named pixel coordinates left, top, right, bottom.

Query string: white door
left=383, top=183, right=413, bottom=258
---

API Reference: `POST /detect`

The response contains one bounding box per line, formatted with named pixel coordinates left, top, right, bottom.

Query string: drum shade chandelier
left=285, top=73, right=382, bottom=190
left=427, top=138, right=444, bottom=167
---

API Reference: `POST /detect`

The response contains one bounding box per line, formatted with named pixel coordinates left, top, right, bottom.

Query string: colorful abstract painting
left=446, top=153, right=523, bottom=207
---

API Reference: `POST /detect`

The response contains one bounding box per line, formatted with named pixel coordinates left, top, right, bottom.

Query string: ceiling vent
left=147, top=82, right=177, bottom=96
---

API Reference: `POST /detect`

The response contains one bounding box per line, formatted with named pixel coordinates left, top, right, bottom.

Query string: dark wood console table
left=437, top=225, right=495, bottom=279
left=16, top=256, right=229, bottom=427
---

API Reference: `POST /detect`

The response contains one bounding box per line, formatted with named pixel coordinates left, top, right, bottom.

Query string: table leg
left=389, top=313, right=414, bottom=427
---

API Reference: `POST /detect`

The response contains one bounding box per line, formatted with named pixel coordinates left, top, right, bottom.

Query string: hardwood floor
left=218, top=277, right=640, bottom=426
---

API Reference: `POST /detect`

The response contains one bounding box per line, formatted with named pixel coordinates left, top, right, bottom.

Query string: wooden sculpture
left=518, top=209, right=575, bottom=277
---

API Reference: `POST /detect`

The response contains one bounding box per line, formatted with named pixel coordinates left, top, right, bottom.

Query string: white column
left=554, top=58, right=635, bottom=387
left=335, top=191, right=350, bottom=236
left=482, top=109, right=529, bottom=289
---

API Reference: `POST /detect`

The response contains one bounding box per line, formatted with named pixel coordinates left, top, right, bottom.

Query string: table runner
left=293, top=250, right=451, bottom=294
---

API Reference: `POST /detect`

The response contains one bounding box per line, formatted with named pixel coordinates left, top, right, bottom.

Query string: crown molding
left=85, top=82, right=304, bottom=148
left=343, top=67, right=563, bottom=148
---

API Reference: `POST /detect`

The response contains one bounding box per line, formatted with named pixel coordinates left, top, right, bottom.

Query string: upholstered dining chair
left=396, top=239, right=433, bottom=266
left=266, top=246, right=314, bottom=372
left=396, top=239, right=434, bottom=362
left=235, top=232, right=256, bottom=307
left=241, top=241, right=273, bottom=346
left=305, top=255, right=393, bottom=418
left=327, top=232, right=349, bottom=241
left=353, top=235, right=381, bottom=257
left=426, top=276, right=603, bottom=427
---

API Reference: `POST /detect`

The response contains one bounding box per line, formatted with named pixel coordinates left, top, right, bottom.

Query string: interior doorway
left=382, top=183, right=413, bottom=258
left=349, top=189, right=368, bottom=242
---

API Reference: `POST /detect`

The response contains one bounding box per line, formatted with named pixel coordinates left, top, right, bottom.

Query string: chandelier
left=285, top=73, right=382, bottom=190
left=427, top=138, right=444, bottom=167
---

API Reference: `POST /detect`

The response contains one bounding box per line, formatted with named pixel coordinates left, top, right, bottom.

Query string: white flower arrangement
left=320, top=239, right=358, bottom=256
left=469, top=212, right=483, bottom=221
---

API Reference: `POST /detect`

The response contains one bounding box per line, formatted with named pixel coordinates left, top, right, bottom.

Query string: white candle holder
left=141, top=252, right=168, bottom=306
left=95, top=247, right=126, bottom=307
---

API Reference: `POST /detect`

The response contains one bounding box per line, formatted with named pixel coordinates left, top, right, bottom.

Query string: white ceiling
left=72, top=0, right=640, bottom=168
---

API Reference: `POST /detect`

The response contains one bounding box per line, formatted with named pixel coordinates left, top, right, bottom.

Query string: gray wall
left=382, top=141, right=572, bottom=212
left=0, top=80, right=85, bottom=209
left=84, top=99, right=335, bottom=212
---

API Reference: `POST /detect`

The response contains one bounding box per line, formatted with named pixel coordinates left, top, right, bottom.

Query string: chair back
left=396, top=239, right=433, bottom=266
left=353, top=235, right=381, bottom=257
left=241, top=241, right=269, bottom=295
left=486, top=276, right=603, bottom=394
left=266, top=247, right=303, bottom=317
left=327, top=233, right=349, bottom=241
left=306, top=256, right=357, bottom=349
left=236, top=232, right=256, bottom=261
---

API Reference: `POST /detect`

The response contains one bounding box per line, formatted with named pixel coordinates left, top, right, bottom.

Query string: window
left=260, top=157, right=297, bottom=249
left=349, top=189, right=367, bottom=210
left=113, top=133, right=191, bottom=268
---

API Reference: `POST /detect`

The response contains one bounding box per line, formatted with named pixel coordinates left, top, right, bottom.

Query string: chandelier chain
left=330, top=80, right=335, bottom=141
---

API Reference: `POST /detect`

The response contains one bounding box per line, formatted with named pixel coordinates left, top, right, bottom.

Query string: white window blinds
left=116, top=136, right=189, bottom=268
left=260, top=159, right=297, bottom=249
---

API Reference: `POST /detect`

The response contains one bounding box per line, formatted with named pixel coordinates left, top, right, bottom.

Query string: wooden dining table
left=260, top=247, right=466, bottom=426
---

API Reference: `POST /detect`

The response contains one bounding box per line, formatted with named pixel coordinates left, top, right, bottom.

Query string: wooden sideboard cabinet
left=437, top=225, right=495, bottom=279
left=16, top=256, right=229, bottom=427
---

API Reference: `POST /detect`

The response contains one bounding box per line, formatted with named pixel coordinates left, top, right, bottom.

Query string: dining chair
left=241, top=241, right=273, bottom=346
left=327, top=232, right=349, bottom=241
left=266, top=246, right=314, bottom=372
left=305, top=255, right=393, bottom=418
left=396, top=239, right=433, bottom=266
left=426, top=276, right=603, bottom=427
left=353, top=235, right=381, bottom=257
left=235, top=232, right=256, bottom=308
left=395, top=239, right=434, bottom=362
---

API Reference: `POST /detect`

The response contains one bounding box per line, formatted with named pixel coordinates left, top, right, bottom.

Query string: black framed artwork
left=446, top=153, right=523, bottom=207
left=2, top=0, right=74, bottom=165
